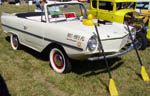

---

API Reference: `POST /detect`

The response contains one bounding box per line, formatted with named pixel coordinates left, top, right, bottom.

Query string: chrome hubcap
left=12, top=36, right=18, bottom=47
left=53, top=52, right=64, bottom=69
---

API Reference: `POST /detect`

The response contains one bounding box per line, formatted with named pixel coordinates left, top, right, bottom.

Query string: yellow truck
left=88, top=0, right=148, bottom=50
left=88, top=0, right=138, bottom=23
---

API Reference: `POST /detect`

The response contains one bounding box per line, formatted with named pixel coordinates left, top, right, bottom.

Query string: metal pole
left=126, top=25, right=143, bottom=66
left=94, top=25, right=112, bottom=78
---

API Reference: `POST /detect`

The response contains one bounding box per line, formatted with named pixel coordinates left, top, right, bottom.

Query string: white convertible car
left=1, top=2, right=134, bottom=73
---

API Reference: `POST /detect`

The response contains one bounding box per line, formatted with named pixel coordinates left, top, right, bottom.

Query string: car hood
left=115, top=9, right=136, bottom=16
left=56, top=20, right=129, bottom=40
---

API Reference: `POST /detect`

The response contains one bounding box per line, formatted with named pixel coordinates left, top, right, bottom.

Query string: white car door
left=22, top=19, right=45, bottom=51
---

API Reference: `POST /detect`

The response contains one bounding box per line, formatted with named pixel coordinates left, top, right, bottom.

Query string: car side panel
left=1, top=15, right=25, bottom=44
left=20, top=19, right=45, bottom=51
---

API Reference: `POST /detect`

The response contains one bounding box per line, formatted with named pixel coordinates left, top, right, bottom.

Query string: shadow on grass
left=136, top=73, right=143, bottom=80
left=125, top=65, right=143, bottom=80
left=70, top=58, right=123, bottom=93
left=98, top=77, right=109, bottom=92
left=71, top=58, right=123, bottom=75
left=5, top=36, right=49, bottom=61
left=0, top=74, right=10, bottom=96
left=21, top=44, right=49, bottom=61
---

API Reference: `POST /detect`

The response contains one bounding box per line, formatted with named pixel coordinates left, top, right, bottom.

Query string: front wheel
left=135, top=32, right=147, bottom=50
left=49, top=46, right=72, bottom=73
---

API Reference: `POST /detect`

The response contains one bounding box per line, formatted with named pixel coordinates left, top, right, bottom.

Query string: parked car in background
left=88, top=0, right=148, bottom=50
left=1, top=1, right=134, bottom=73
left=136, top=0, right=150, bottom=16
left=136, top=0, right=150, bottom=27
left=135, top=0, right=150, bottom=40
left=25, top=0, right=42, bottom=3
left=88, top=0, right=137, bottom=24
left=8, top=0, right=20, bottom=4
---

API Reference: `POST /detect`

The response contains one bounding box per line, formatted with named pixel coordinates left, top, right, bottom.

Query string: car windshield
left=116, top=2, right=136, bottom=10
left=136, top=2, right=149, bottom=9
left=99, top=1, right=113, bottom=11
left=47, top=3, right=87, bottom=22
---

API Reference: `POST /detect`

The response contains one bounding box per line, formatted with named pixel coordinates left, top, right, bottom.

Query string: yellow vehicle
left=135, top=0, right=150, bottom=40
left=147, top=20, right=150, bottom=40
left=135, top=0, right=150, bottom=27
left=88, top=0, right=138, bottom=24
left=88, top=0, right=148, bottom=50
left=136, top=0, right=150, bottom=16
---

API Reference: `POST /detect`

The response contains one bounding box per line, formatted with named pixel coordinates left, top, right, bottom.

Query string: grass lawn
left=0, top=3, right=150, bottom=96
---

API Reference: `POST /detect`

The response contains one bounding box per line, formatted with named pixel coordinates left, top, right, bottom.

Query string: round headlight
left=87, top=36, right=97, bottom=51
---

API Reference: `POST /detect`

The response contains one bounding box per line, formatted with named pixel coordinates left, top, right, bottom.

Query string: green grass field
left=0, top=3, right=150, bottom=96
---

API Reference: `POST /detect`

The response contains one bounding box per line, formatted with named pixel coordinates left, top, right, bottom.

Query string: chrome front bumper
left=88, top=44, right=134, bottom=61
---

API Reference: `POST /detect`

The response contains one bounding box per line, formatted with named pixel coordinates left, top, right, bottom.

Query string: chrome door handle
left=24, top=26, right=27, bottom=30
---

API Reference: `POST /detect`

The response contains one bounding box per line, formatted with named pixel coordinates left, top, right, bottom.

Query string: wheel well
left=42, top=43, right=66, bottom=57
left=10, top=33, right=20, bottom=42
left=10, top=32, right=20, bottom=39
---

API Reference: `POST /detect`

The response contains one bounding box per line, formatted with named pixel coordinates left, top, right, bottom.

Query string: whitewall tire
left=10, top=34, right=20, bottom=50
left=49, top=47, right=72, bottom=73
